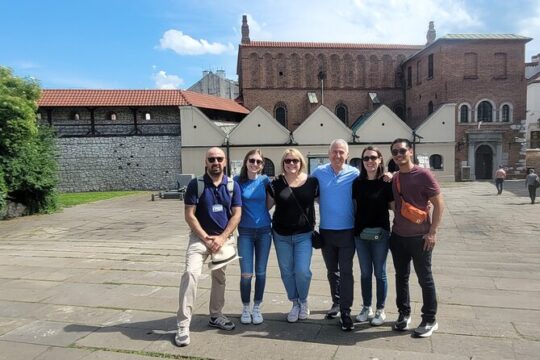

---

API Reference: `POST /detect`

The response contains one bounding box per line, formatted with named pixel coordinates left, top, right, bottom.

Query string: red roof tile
left=243, top=40, right=423, bottom=50
left=38, top=89, right=249, bottom=114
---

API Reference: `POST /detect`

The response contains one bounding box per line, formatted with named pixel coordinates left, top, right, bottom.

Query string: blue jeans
left=273, top=230, right=313, bottom=302
left=355, top=231, right=389, bottom=309
left=390, top=233, right=437, bottom=322
left=238, top=226, right=272, bottom=305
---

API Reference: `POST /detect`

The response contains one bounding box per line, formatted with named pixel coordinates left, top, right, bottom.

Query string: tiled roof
left=243, top=41, right=423, bottom=50
left=441, top=34, right=531, bottom=41
left=38, top=89, right=249, bottom=114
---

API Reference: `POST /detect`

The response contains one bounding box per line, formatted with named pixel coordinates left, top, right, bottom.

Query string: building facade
left=236, top=15, right=531, bottom=180
left=188, top=70, right=239, bottom=100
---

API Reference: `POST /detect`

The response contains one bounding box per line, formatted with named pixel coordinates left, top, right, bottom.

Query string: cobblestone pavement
left=0, top=180, right=539, bottom=359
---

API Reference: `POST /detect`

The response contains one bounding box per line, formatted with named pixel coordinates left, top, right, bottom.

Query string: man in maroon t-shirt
left=389, top=138, right=444, bottom=338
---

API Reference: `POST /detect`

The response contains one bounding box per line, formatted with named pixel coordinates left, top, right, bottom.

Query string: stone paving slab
left=0, top=181, right=538, bottom=359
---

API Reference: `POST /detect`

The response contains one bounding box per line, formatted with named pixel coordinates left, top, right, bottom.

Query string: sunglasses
left=248, top=158, right=264, bottom=165
left=391, top=148, right=408, bottom=156
left=284, top=158, right=300, bottom=164
left=207, top=156, right=224, bottom=163
left=362, top=155, right=379, bottom=162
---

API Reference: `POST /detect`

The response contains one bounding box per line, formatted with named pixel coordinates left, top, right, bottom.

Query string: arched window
left=262, top=158, right=275, bottom=177
left=459, top=104, right=469, bottom=123
left=501, top=104, right=511, bottom=122
left=428, top=101, right=434, bottom=115
left=429, top=154, right=443, bottom=170
left=144, top=112, right=151, bottom=121
left=107, top=111, right=117, bottom=121
left=274, top=102, right=287, bottom=127
left=349, top=157, right=362, bottom=169
left=335, top=103, right=348, bottom=124
left=70, top=111, right=80, bottom=120
left=477, top=101, right=493, bottom=122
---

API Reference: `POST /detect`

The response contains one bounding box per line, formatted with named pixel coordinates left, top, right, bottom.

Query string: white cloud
left=159, top=29, right=234, bottom=55
left=153, top=70, right=184, bottom=89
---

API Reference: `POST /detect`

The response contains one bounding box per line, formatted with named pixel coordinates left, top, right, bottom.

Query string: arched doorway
left=475, top=145, right=493, bottom=179
left=263, top=158, right=275, bottom=177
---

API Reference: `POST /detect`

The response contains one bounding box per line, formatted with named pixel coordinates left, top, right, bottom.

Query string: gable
left=415, top=104, right=456, bottom=142
left=228, top=106, right=290, bottom=145
left=180, top=106, right=226, bottom=147
left=354, top=105, right=412, bottom=142
left=293, top=106, right=353, bottom=144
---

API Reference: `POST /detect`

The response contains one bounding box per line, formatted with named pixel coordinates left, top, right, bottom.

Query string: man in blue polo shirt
left=175, top=147, right=242, bottom=347
left=312, top=139, right=359, bottom=331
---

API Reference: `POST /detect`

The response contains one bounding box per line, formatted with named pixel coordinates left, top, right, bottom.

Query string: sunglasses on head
left=362, top=155, right=379, bottom=162
left=391, top=148, right=408, bottom=156
left=284, top=158, right=300, bottom=164
left=207, top=156, right=224, bottom=163
left=248, top=158, right=263, bottom=165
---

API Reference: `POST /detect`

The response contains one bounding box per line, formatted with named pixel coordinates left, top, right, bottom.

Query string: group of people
left=174, top=138, right=444, bottom=347
left=495, top=165, right=539, bottom=204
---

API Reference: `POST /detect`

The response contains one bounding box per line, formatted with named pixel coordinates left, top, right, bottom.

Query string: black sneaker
left=209, top=315, right=235, bottom=331
left=393, top=313, right=411, bottom=331
left=325, top=303, right=340, bottom=319
left=413, top=320, right=438, bottom=338
left=340, top=312, right=354, bottom=331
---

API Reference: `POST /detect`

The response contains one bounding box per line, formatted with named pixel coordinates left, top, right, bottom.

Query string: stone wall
left=56, top=136, right=182, bottom=192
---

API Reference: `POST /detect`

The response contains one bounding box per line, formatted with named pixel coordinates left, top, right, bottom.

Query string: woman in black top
left=267, top=148, right=319, bottom=323
left=352, top=146, right=394, bottom=326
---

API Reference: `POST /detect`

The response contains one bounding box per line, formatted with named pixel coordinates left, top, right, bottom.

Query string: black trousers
left=320, top=228, right=355, bottom=312
left=390, top=233, right=438, bottom=323
left=528, top=185, right=537, bottom=204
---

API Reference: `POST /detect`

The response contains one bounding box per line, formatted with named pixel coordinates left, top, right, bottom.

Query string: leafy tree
left=0, top=66, right=58, bottom=216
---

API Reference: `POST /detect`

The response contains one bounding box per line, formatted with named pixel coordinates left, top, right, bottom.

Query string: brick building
left=236, top=15, right=531, bottom=180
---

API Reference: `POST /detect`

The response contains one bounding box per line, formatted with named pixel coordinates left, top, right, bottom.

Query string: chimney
left=241, top=15, right=250, bottom=44
left=216, top=70, right=226, bottom=78
left=426, top=21, right=436, bottom=45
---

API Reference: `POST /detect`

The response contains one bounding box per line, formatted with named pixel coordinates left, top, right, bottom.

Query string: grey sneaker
left=174, top=326, right=190, bottom=347
left=287, top=301, right=300, bottom=323
left=299, top=301, right=310, bottom=320
left=356, top=306, right=374, bottom=322
left=413, top=320, right=438, bottom=337
left=252, top=304, right=263, bottom=325
left=325, top=303, right=340, bottom=319
left=240, top=304, right=251, bottom=324
left=209, top=315, right=235, bottom=330
left=393, top=313, right=411, bottom=331
left=370, top=309, right=386, bottom=326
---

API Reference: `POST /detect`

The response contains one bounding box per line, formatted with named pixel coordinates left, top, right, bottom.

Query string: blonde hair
left=280, top=148, right=307, bottom=174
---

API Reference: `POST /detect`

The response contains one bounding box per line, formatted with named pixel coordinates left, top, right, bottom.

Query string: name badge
left=212, top=204, right=224, bottom=213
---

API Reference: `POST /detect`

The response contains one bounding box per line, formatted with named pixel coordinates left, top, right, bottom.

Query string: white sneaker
left=370, top=309, right=386, bottom=326
left=287, top=301, right=300, bottom=323
left=240, top=304, right=252, bottom=324
left=356, top=306, right=374, bottom=322
left=174, top=326, right=190, bottom=347
left=252, top=304, right=263, bottom=325
left=299, top=301, right=310, bottom=320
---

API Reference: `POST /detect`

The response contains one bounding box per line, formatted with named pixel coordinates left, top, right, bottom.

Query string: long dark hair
left=359, top=146, right=385, bottom=180
left=239, top=148, right=264, bottom=183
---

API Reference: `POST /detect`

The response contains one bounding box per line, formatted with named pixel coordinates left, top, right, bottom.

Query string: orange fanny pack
left=396, top=173, right=428, bottom=224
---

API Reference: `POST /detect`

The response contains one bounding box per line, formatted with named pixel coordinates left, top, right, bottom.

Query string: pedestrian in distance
left=267, top=148, right=319, bottom=323
left=525, top=168, right=540, bottom=204
left=495, top=165, right=506, bottom=195
left=234, top=149, right=272, bottom=325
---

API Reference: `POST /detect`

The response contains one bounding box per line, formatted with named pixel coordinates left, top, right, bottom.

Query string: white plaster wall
left=293, top=106, right=353, bottom=144
left=354, top=105, right=412, bottom=142
left=228, top=106, right=290, bottom=145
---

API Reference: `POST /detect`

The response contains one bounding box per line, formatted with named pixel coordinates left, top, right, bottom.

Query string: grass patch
left=58, top=191, right=142, bottom=207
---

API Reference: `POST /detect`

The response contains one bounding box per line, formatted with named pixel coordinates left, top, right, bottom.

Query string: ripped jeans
left=238, top=226, right=272, bottom=305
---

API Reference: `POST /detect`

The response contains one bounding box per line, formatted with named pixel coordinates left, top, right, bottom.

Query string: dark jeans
left=495, top=178, right=504, bottom=194
left=390, top=233, right=437, bottom=323
left=528, top=185, right=537, bottom=204
left=320, top=228, right=355, bottom=312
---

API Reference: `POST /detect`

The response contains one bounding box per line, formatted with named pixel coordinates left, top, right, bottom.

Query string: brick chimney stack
left=426, top=21, right=436, bottom=45
left=241, top=15, right=250, bottom=44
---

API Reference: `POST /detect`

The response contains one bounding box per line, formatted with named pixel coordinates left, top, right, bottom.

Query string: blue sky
left=1, top=0, right=539, bottom=90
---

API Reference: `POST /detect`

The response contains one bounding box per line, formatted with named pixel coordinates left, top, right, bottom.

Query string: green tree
left=0, top=66, right=58, bottom=216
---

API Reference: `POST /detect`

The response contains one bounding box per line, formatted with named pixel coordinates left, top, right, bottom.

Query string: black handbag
left=284, top=176, right=322, bottom=249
